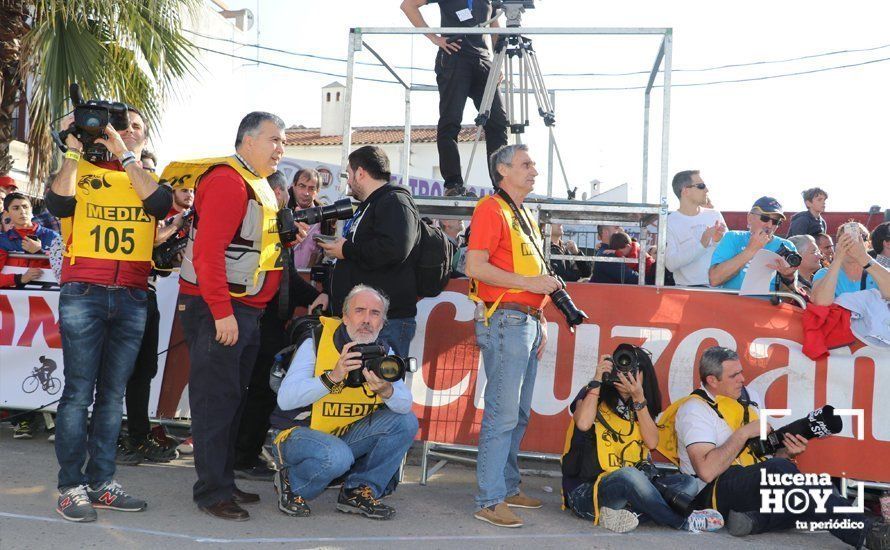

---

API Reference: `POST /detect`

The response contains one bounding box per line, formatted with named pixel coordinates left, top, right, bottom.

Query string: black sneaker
left=115, top=437, right=144, bottom=466
left=234, top=463, right=276, bottom=481
left=866, top=519, right=890, bottom=550
left=726, top=510, right=758, bottom=537
left=136, top=436, right=178, bottom=463
left=273, top=469, right=310, bottom=517
left=336, top=485, right=395, bottom=520
left=87, top=480, right=147, bottom=512
left=13, top=421, right=33, bottom=439
left=57, top=485, right=97, bottom=522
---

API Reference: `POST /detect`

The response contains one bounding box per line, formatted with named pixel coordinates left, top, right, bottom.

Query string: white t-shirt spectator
left=675, top=386, right=763, bottom=492
left=664, top=208, right=726, bottom=286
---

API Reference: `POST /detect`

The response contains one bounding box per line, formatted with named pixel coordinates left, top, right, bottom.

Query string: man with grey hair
left=787, top=234, right=823, bottom=293
left=466, top=144, right=561, bottom=527
left=176, top=111, right=309, bottom=520
left=269, top=284, right=418, bottom=521
left=667, top=346, right=881, bottom=546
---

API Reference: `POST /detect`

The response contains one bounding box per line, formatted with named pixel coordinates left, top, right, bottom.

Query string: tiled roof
left=284, top=125, right=483, bottom=147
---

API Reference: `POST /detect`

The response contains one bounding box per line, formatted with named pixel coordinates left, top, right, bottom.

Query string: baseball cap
left=0, top=175, right=17, bottom=191
left=750, top=196, right=785, bottom=220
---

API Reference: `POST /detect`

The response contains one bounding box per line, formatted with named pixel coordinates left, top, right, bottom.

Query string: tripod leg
left=464, top=45, right=508, bottom=186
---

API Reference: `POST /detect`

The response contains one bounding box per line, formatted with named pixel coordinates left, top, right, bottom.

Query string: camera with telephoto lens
left=276, top=199, right=354, bottom=244
left=152, top=209, right=194, bottom=271
left=601, top=343, right=649, bottom=384
left=52, top=83, right=131, bottom=163
left=746, top=405, right=843, bottom=458
left=636, top=460, right=694, bottom=517
left=549, top=276, right=587, bottom=332
left=776, top=244, right=802, bottom=268
left=344, top=344, right=418, bottom=389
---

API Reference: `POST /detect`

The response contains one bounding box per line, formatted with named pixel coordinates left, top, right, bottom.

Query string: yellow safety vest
left=561, top=403, right=649, bottom=525
left=65, top=160, right=158, bottom=262
left=164, top=156, right=283, bottom=297
left=309, top=317, right=382, bottom=436
left=468, top=193, right=546, bottom=320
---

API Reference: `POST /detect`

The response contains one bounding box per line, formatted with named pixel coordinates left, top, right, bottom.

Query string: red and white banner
left=2, top=278, right=888, bottom=483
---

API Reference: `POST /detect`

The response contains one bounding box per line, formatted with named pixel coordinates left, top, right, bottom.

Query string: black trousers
left=233, top=299, right=289, bottom=469
left=125, top=290, right=160, bottom=441
left=693, top=458, right=865, bottom=547
left=179, top=294, right=263, bottom=507
left=435, top=51, right=508, bottom=188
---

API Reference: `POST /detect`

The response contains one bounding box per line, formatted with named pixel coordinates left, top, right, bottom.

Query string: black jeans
left=435, top=51, right=508, bottom=188
left=693, top=458, right=866, bottom=547
left=125, top=290, right=160, bottom=441
left=178, top=294, right=263, bottom=507
left=233, top=300, right=289, bottom=470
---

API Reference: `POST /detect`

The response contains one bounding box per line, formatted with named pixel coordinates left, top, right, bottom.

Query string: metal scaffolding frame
left=340, top=26, right=674, bottom=286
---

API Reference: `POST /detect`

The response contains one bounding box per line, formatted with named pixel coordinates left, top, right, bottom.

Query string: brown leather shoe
left=233, top=488, right=260, bottom=505
left=504, top=491, right=543, bottom=509
left=473, top=502, right=523, bottom=528
left=200, top=500, right=249, bottom=521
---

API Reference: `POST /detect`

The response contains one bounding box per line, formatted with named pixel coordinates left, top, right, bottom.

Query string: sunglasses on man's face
left=759, top=215, right=783, bottom=226
left=686, top=183, right=707, bottom=190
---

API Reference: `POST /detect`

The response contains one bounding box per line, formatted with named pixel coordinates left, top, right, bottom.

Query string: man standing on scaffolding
left=401, top=0, right=509, bottom=194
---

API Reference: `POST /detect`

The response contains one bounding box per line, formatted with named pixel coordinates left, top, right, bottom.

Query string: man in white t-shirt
left=673, top=347, right=881, bottom=547
left=664, top=170, right=726, bottom=286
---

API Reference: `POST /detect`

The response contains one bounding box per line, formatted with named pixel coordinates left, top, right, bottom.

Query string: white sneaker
left=598, top=507, right=639, bottom=533
left=686, top=508, right=724, bottom=532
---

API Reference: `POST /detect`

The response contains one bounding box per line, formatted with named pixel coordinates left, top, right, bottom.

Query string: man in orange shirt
left=465, top=144, right=560, bottom=528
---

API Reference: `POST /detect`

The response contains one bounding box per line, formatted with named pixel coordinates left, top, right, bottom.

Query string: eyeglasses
left=759, top=215, right=783, bottom=226
left=686, top=183, right=707, bottom=190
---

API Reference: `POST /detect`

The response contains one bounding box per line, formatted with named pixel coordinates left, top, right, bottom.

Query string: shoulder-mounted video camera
left=52, top=83, right=131, bottom=163
left=277, top=198, right=354, bottom=244
left=345, top=344, right=418, bottom=389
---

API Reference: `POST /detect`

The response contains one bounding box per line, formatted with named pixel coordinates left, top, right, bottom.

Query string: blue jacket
left=0, top=223, right=59, bottom=253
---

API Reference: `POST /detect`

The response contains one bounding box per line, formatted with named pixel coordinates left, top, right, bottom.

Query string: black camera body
left=776, top=244, right=802, bottom=268
left=636, top=460, right=693, bottom=517
left=344, top=343, right=418, bottom=389
left=53, top=83, right=131, bottom=163
left=277, top=198, right=354, bottom=244
left=152, top=209, right=194, bottom=272
left=746, top=405, right=842, bottom=458
left=602, top=343, right=648, bottom=384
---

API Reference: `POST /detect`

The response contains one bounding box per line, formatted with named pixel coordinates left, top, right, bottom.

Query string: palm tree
left=0, top=1, right=30, bottom=177
left=1, top=0, right=199, bottom=193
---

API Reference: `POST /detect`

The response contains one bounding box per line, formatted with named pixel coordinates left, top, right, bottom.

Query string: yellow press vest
left=561, top=403, right=649, bottom=525
left=309, top=317, right=382, bottom=436
left=165, top=156, right=283, bottom=297
left=468, top=194, right=546, bottom=320
left=65, top=160, right=158, bottom=262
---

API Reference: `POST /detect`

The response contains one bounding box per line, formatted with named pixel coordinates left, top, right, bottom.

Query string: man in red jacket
left=175, top=111, right=306, bottom=521
left=46, top=107, right=172, bottom=523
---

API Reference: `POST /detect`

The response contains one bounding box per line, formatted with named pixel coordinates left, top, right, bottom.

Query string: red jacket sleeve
left=0, top=249, right=15, bottom=287
left=192, top=166, right=248, bottom=320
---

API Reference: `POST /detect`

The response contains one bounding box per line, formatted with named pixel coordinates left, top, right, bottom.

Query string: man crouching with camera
left=561, top=346, right=723, bottom=534
left=269, top=284, right=418, bottom=520
left=664, top=346, right=887, bottom=548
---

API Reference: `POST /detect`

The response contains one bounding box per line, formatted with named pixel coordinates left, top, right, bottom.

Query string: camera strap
left=495, top=188, right=555, bottom=277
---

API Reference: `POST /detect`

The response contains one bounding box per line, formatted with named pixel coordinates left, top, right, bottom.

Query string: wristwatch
left=631, top=400, right=647, bottom=411
left=320, top=372, right=345, bottom=394
left=119, top=150, right=137, bottom=166
left=586, top=380, right=602, bottom=391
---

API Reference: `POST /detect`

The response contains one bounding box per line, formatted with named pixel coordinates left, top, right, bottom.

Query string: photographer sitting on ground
left=661, top=346, right=885, bottom=547
left=269, top=285, right=418, bottom=520
left=562, top=350, right=722, bottom=533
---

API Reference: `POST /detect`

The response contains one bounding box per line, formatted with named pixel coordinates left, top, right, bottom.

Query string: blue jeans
left=566, top=467, right=699, bottom=529
left=274, top=407, right=418, bottom=499
left=54, top=283, right=148, bottom=490
left=378, top=317, right=417, bottom=358
left=474, top=309, right=542, bottom=509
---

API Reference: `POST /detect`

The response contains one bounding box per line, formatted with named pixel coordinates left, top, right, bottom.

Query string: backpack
left=269, top=315, right=323, bottom=394
left=393, top=188, right=455, bottom=298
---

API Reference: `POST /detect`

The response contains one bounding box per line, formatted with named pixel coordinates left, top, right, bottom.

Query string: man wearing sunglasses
left=708, top=197, right=798, bottom=290
left=664, top=170, right=726, bottom=286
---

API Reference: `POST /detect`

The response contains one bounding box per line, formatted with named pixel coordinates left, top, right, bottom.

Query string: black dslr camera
left=277, top=198, right=354, bottom=244
left=52, top=83, right=131, bottom=163
left=152, top=209, right=195, bottom=272
left=549, top=276, right=587, bottom=332
left=602, top=343, right=649, bottom=384
left=776, top=244, right=802, bottom=268
left=636, top=460, right=694, bottom=516
left=345, top=344, right=418, bottom=389
left=746, top=405, right=842, bottom=458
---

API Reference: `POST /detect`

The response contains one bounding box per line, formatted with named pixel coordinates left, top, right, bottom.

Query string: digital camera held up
left=746, top=405, right=843, bottom=458
left=345, top=344, right=418, bottom=389
left=52, top=83, right=131, bottom=163
left=602, top=343, right=650, bottom=384
left=775, top=244, right=802, bottom=268
left=276, top=198, right=354, bottom=244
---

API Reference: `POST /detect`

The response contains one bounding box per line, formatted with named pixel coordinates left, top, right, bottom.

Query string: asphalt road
left=0, top=424, right=849, bottom=550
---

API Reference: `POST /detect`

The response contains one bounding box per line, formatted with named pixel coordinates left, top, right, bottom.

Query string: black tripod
left=463, top=3, right=575, bottom=198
